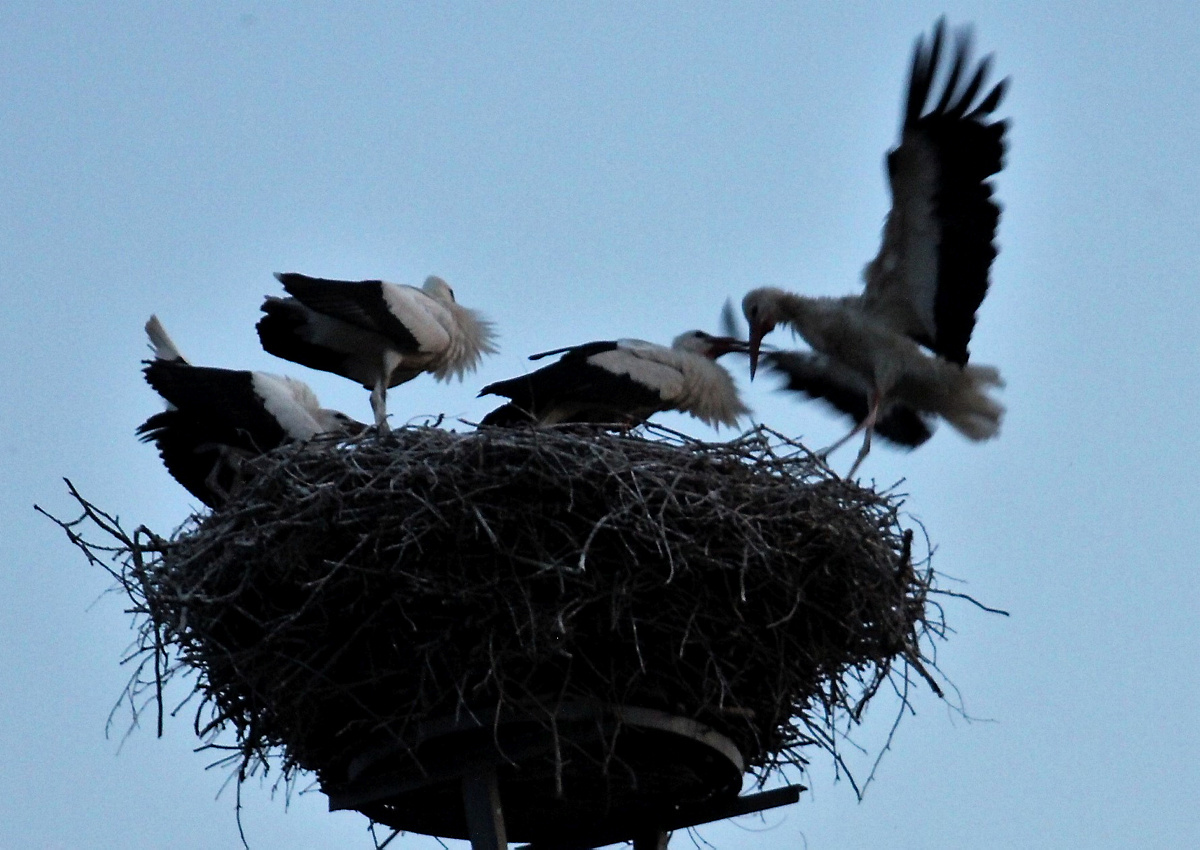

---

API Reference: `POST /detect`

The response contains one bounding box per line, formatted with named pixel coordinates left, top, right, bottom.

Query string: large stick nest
left=54, top=424, right=944, bottom=801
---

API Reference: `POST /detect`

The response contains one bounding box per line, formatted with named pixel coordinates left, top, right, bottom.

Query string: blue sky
left=4, top=3, right=1198, bottom=848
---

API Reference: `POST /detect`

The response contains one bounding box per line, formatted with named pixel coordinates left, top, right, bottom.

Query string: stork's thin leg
left=846, top=427, right=874, bottom=479
left=846, top=391, right=881, bottom=479
left=370, top=381, right=390, bottom=433
left=820, top=420, right=867, bottom=459
left=203, top=456, right=231, bottom=506
left=204, top=447, right=250, bottom=506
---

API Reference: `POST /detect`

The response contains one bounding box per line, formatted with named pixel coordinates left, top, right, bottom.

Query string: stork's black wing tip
left=905, top=19, right=1008, bottom=129
left=876, top=407, right=936, bottom=448
left=971, top=77, right=1009, bottom=117
left=275, top=271, right=309, bottom=289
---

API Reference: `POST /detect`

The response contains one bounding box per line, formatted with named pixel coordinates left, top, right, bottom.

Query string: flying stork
left=139, top=315, right=364, bottom=508
left=742, top=19, right=1008, bottom=477
left=478, top=331, right=750, bottom=428
left=257, top=272, right=498, bottom=432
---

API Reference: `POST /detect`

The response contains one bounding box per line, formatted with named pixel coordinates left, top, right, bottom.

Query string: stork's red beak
left=747, top=323, right=767, bottom=379
left=339, top=417, right=370, bottom=437
left=706, top=335, right=751, bottom=359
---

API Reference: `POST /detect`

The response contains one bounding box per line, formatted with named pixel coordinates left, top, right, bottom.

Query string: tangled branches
left=46, top=424, right=946, bottom=805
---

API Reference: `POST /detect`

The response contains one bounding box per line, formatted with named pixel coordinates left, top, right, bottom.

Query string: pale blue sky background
left=4, top=3, right=1198, bottom=848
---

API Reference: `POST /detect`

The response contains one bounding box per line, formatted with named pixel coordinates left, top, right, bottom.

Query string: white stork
left=478, top=331, right=750, bottom=429
left=742, top=19, right=1007, bottom=477
left=257, top=273, right=497, bottom=432
left=139, top=315, right=364, bottom=508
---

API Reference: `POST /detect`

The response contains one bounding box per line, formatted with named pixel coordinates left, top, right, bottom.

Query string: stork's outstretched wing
left=761, top=351, right=934, bottom=447
left=861, top=18, right=1008, bottom=365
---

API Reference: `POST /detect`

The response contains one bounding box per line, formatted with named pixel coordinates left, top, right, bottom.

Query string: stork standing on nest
left=257, top=273, right=498, bottom=432
left=479, top=331, right=750, bottom=429
left=742, top=19, right=1008, bottom=477
left=139, top=315, right=364, bottom=508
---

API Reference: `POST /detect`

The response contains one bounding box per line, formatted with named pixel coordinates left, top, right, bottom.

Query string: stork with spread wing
left=742, top=19, right=1007, bottom=477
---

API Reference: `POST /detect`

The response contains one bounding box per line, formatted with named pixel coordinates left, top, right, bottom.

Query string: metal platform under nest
left=324, top=702, right=804, bottom=850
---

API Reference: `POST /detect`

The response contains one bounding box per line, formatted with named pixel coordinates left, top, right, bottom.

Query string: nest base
left=326, top=703, right=749, bottom=844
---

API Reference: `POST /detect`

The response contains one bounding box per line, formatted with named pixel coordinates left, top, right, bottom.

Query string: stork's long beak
left=707, top=335, right=752, bottom=359
left=747, top=324, right=767, bottom=379
left=338, top=417, right=370, bottom=437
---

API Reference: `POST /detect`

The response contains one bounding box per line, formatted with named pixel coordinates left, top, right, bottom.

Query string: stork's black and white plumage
left=257, top=273, right=498, bottom=431
left=743, top=20, right=1007, bottom=476
left=759, top=350, right=935, bottom=448
left=139, top=315, right=364, bottom=508
left=479, top=331, right=750, bottom=429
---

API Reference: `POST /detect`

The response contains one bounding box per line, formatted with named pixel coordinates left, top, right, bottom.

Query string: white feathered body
left=755, top=289, right=1003, bottom=441
left=258, top=274, right=497, bottom=430
left=592, top=338, right=749, bottom=428
left=480, top=332, right=749, bottom=429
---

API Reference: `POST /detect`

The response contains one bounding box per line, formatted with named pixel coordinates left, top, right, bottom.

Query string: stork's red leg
left=820, top=420, right=866, bottom=459
left=846, top=390, right=881, bottom=478
left=370, top=379, right=391, bottom=433
left=819, top=389, right=880, bottom=461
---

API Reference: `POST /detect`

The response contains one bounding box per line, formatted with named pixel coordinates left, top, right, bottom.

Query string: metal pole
left=632, top=830, right=669, bottom=850
left=462, top=764, right=508, bottom=850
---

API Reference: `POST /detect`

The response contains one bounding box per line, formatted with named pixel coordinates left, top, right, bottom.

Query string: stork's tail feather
left=967, top=363, right=1005, bottom=389
left=256, top=297, right=355, bottom=380
left=942, top=363, right=1005, bottom=441
left=145, top=314, right=188, bottom=363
